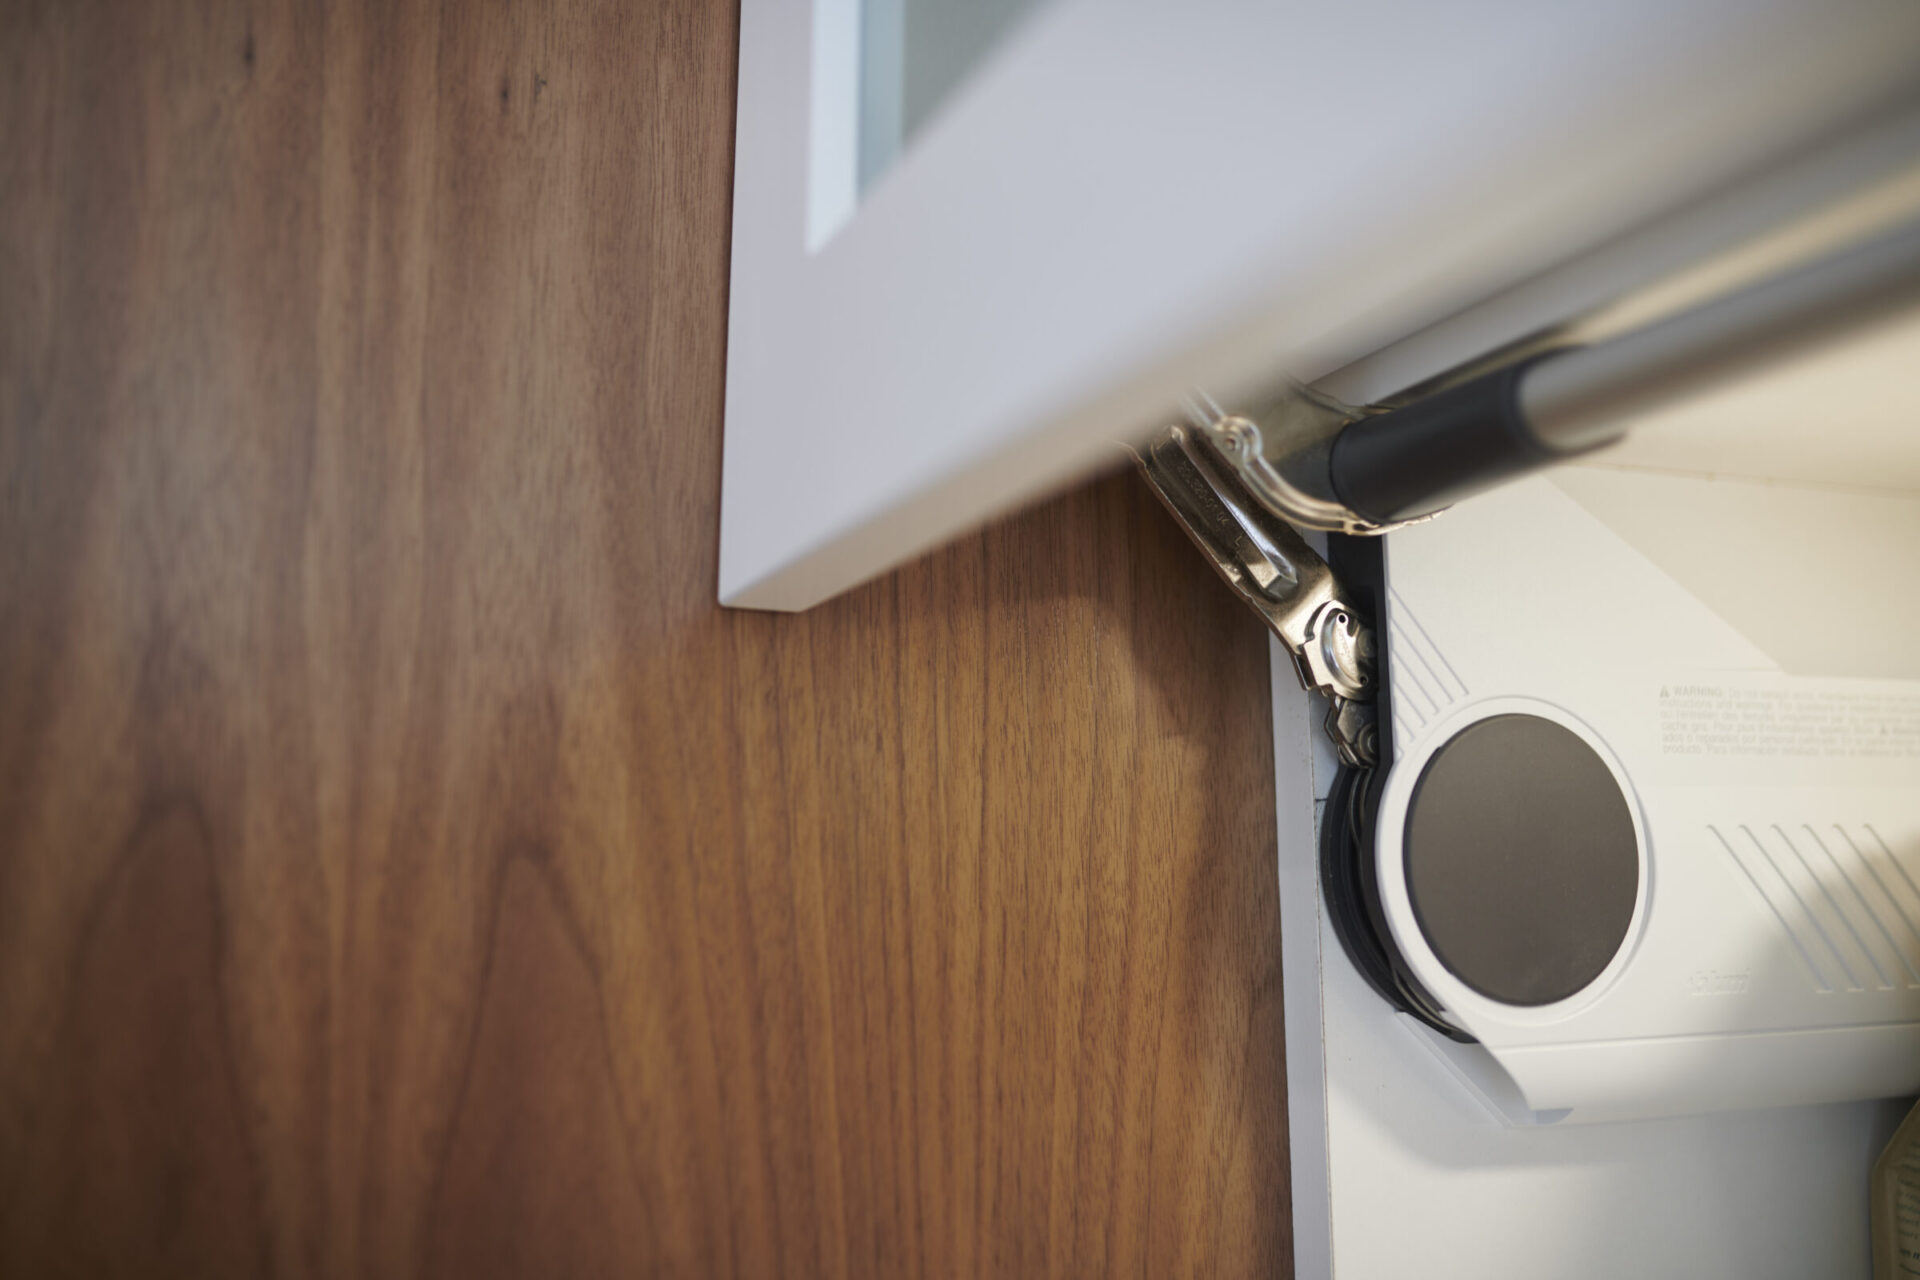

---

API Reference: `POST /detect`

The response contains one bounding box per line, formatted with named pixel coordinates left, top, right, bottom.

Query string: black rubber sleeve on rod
left=1327, top=352, right=1571, bottom=524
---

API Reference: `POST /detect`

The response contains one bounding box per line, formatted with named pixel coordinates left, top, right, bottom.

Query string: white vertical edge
left=1271, top=636, right=1333, bottom=1280
left=805, top=0, right=862, bottom=252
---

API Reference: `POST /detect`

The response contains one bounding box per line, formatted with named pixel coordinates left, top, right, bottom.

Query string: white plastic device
left=1371, top=474, right=1920, bottom=1123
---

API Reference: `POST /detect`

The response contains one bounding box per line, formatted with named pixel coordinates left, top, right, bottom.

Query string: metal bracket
left=1133, top=422, right=1379, bottom=767
left=1182, top=383, right=1436, bottom=537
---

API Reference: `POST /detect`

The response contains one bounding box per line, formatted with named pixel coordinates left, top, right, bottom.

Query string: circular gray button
left=1404, top=714, right=1638, bottom=1007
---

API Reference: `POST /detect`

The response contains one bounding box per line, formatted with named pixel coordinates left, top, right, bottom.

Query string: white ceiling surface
left=1552, top=467, right=1920, bottom=682
left=724, top=0, right=1920, bottom=609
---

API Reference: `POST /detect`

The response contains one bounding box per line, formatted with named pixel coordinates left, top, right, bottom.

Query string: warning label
left=1659, top=684, right=1920, bottom=759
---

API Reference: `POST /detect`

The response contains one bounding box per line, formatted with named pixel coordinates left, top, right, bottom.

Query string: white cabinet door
left=721, top=0, right=1920, bottom=610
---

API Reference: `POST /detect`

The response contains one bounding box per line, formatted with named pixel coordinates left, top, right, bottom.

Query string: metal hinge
left=1132, top=409, right=1383, bottom=767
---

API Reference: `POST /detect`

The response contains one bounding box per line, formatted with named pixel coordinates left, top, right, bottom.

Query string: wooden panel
left=0, top=1, right=1288, bottom=1275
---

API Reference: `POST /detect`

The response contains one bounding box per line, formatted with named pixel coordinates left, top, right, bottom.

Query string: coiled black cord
left=1319, top=764, right=1474, bottom=1042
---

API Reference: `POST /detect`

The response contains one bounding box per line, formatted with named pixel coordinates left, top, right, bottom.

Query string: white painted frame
left=721, top=0, right=1920, bottom=610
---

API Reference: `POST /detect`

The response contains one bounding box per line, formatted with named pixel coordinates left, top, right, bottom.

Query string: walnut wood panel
left=0, top=0, right=1289, bottom=1275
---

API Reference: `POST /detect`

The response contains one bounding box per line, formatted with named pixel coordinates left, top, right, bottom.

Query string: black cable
left=1320, top=762, right=1474, bottom=1042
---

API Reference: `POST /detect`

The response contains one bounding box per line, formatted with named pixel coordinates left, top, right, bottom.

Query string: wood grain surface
left=0, top=1, right=1289, bottom=1275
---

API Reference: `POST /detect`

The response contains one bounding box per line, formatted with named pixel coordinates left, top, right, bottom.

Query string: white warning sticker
left=1658, top=683, right=1920, bottom=760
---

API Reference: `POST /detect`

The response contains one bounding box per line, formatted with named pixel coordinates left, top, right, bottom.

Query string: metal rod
left=1325, top=218, right=1920, bottom=525
left=1522, top=220, right=1920, bottom=451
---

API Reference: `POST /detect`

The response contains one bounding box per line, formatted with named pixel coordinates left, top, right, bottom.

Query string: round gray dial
left=1404, top=714, right=1639, bottom=1007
